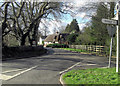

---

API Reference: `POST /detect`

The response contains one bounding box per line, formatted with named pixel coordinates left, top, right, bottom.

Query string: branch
left=2, top=30, right=11, bottom=37
left=21, top=12, right=28, bottom=28
left=12, top=3, right=17, bottom=17
left=23, top=2, right=49, bottom=39
left=16, top=2, right=25, bottom=18
left=2, top=2, right=10, bottom=34
left=0, top=2, right=7, bottom=8
left=15, top=2, right=20, bottom=7
left=26, top=3, right=32, bottom=21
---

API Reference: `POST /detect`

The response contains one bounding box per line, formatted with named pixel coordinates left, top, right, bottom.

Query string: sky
left=38, top=0, right=118, bottom=35
left=39, top=1, right=94, bottom=35
left=1, top=0, right=117, bottom=35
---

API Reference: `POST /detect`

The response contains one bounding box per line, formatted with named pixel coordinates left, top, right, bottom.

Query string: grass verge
left=59, top=48, right=100, bottom=55
left=59, top=48, right=88, bottom=52
left=62, top=68, right=119, bottom=85
left=59, top=48, right=113, bottom=57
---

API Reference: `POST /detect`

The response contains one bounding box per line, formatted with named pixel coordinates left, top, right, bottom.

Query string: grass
left=62, top=68, right=119, bottom=85
left=59, top=48, right=100, bottom=55
left=59, top=48, right=113, bottom=57
left=59, top=48, right=88, bottom=53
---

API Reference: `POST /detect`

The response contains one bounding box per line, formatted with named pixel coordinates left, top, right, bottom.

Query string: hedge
left=46, top=43, right=69, bottom=48
left=2, top=45, right=47, bottom=61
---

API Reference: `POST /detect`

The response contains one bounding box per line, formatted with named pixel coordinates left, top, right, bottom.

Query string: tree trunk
left=21, top=35, right=26, bottom=46
left=28, top=35, right=33, bottom=46
left=20, top=22, right=34, bottom=46
left=33, top=22, right=39, bottom=46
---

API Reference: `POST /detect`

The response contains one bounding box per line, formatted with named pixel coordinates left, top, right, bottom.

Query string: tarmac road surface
left=1, top=48, right=115, bottom=85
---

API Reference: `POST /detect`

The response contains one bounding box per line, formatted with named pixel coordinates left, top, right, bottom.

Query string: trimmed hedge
left=46, top=43, right=69, bottom=48
left=2, top=45, right=47, bottom=61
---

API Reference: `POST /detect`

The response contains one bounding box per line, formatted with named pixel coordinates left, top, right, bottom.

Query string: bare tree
left=1, top=2, right=77, bottom=46
left=1, top=2, right=10, bottom=38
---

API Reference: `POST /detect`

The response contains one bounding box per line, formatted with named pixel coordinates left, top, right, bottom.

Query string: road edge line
left=59, top=73, right=67, bottom=86
left=59, top=62, right=81, bottom=75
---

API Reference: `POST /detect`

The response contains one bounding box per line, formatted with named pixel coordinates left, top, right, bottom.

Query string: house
left=44, top=32, right=69, bottom=46
left=38, top=36, right=47, bottom=45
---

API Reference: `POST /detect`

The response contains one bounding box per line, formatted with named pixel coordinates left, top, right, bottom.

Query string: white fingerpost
left=116, top=2, right=119, bottom=73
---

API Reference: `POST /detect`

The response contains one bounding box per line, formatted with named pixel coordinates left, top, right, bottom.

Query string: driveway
left=1, top=48, right=115, bottom=85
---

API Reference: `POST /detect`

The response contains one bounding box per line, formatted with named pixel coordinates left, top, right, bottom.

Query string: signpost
left=107, top=25, right=116, bottom=68
left=102, top=19, right=117, bottom=68
left=116, top=2, right=119, bottom=73
left=107, top=25, right=116, bottom=37
left=101, top=2, right=119, bottom=72
left=102, top=19, right=118, bottom=25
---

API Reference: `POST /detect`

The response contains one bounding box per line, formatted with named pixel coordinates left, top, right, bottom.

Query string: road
left=1, top=48, right=115, bottom=85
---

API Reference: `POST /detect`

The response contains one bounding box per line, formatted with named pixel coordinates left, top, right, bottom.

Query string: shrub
left=2, top=46, right=47, bottom=60
left=46, top=43, right=69, bottom=48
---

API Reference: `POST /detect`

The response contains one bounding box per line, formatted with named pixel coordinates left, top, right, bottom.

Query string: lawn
left=62, top=68, right=119, bottom=86
left=59, top=48, right=88, bottom=53
left=59, top=48, right=111, bottom=57
left=59, top=48, right=99, bottom=55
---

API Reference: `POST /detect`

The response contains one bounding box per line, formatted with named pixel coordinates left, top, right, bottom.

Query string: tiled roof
left=44, top=33, right=69, bottom=42
left=44, top=34, right=58, bottom=42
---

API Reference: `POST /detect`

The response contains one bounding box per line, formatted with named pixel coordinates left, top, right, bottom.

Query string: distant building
left=44, top=32, right=69, bottom=46
left=38, top=36, right=47, bottom=45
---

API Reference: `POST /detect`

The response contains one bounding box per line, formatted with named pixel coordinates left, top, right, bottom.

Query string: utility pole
left=116, top=2, right=119, bottom=73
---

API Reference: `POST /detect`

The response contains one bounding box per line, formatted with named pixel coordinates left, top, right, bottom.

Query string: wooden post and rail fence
left=68, top=45, right=111, bottom=56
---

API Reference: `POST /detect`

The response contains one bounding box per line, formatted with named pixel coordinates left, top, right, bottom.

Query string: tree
left=1, top=2, right=73, bottom=46
left=64, top=24, right=70, bottom=33
left=75, top=2, right=116, bottom=46
left=67, top=33, right=78, bottom=45
left=1, top=2, right=10, bottom=46
left=90, top=2, right=110, bottom=45
left=65, top=19, right=80, bottom=33
left=75, top=27, right=92, bottom=45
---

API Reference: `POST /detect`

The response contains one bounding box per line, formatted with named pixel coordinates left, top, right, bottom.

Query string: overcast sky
left=39, top=1, right=95, bottom=35
left=38, top=0, right=118, bottom=35
left=1, top=0, right=118, bottom=35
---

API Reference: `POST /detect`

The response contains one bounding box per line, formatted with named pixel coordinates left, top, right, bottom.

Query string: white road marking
left=76, top=64, right=97, bottom=66
left=59, top=63, right=98, bottom=74
left=59, top=62, right=81, bottom=74
left=2, top=68, right=27, bottom=74
left=86, top=64, right=97, bottom=65
left=0, top=74, right=12, bottom=80
left=0, top=66, right=38, bottom=81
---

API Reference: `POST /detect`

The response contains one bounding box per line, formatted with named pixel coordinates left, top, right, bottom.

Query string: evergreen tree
left=65, top=24, right=70, bottom=33
left=67, top=33, right=78, bottom=44
left=76, top=2, right=116, bottom=46
left=90, top=3, right=110, bottom=45
left=65, top=19, right=80, bottom=33
left=75, top=27, right=92, bottom=45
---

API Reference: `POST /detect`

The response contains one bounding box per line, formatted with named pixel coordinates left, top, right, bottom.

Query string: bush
left=2, top=46, right=47, bottom=60
left=46, top=43, right=69, bottom=48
